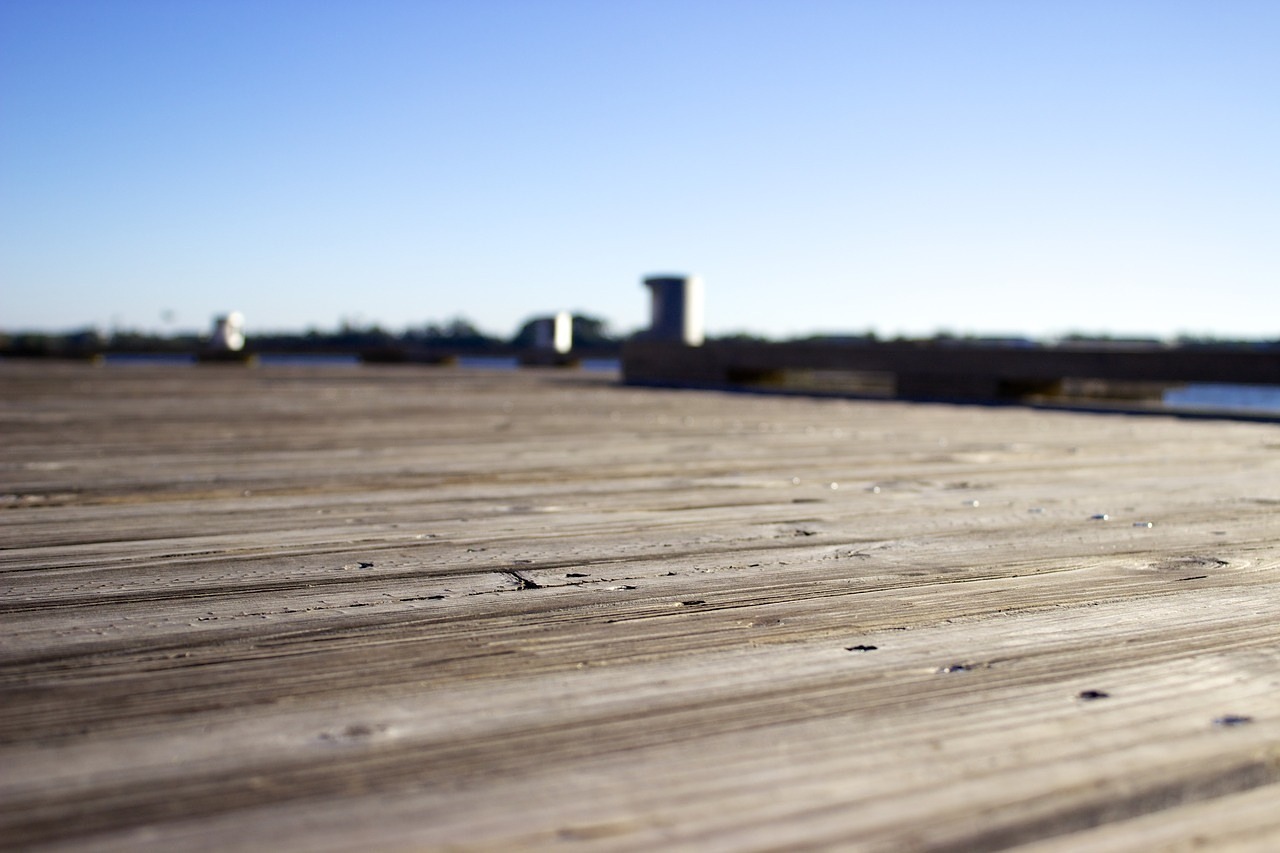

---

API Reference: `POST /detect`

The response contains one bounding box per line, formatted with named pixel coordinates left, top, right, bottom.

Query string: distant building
left=532, top=312, right=573, bottom=354
left=642, top=274, right=703, bottom=346
left=210, top=312, right=245, bottom=352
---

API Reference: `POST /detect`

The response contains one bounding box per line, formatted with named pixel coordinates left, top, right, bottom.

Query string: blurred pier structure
left=622, top=277, right=1280, bottom=408
left=623, top=337, right=1280, bottom=407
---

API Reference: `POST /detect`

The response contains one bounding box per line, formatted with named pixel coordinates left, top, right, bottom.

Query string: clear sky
left=3, top=0, right=1278, bottom=341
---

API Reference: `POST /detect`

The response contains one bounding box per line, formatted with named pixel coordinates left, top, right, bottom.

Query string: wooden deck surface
left=3, top=361, right=1280, bottom=851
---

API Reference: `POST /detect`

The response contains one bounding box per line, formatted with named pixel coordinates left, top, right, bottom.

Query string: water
left=581, top=358, right=622, bottom=372
left=1163, top=383, right=1280, bottom=415
left=456, top=356, right=622, bottom=372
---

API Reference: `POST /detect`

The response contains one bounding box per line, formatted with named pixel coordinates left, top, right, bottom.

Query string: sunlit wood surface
left=3, top=361, right=1279, bottom=851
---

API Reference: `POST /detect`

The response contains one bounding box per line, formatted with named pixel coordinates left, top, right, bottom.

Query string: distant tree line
left=3, top=320, right=1277, bottom=359
left=0, top=314, right=625, bottom=358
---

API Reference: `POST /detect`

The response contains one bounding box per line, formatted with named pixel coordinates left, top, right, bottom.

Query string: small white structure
left=643, top=274, right=703, bottom=346
left=210, top=312, right=245, bottom=352
left=533, top=311, right=574, bottom=354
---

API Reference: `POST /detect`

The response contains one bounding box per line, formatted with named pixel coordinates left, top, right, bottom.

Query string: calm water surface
left=1163, top=383, right=1280, bottom=415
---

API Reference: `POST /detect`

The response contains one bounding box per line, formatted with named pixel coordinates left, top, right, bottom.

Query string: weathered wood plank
left=2, top=362, right=1279, bottom=850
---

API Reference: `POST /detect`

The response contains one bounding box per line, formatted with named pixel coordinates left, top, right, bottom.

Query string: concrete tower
left=643, top=275, right=704, bottom=346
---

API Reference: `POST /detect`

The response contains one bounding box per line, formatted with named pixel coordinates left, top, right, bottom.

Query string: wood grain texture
left=2, top=361, right=1279, bottom=851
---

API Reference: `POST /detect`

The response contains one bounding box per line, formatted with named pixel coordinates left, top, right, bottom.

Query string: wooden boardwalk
left=3, top=361, right=1280, bottom=851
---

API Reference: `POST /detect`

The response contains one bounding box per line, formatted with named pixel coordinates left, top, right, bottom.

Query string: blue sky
left=2, top=0, right=1277, bottom=340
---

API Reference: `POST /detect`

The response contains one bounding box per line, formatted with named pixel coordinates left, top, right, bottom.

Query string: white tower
left=643, top=275, right=703, bottom=346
